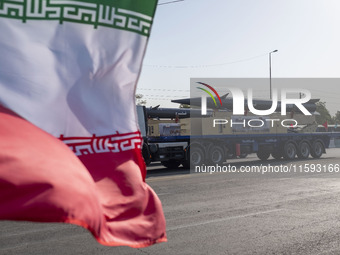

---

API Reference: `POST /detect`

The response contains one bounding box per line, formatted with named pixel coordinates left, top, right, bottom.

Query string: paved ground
left=1, top=149, right=340, bottom=255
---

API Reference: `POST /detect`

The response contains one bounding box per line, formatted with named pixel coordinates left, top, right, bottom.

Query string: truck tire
left=257, top=150, right=270, bottom=161
left=283, top=142, right=297, bottom=160
left=181, top=160, right=190, bottom=169
left=161, top=160, right=181, bottom=169
left=190, top=146, right=205, bottom=167
left=271, top=151, right=282, bottom=160
left=208, top=145, right=225, bottom=165
left=239, top=153, right=248, bottom=158
left=311, top=140, right=324, bottom=158
left=297, top=141, right=310, bottom=159
left=142, top=144, right=151, bottom=166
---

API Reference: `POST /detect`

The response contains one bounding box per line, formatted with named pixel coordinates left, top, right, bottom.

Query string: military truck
left=138, top=105, right=340, bottom=169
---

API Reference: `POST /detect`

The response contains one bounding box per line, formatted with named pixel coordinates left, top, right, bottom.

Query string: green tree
left=135, top=94, right=146, bottom=106
left=333, top=111, right=340, bottom=124
left=315, top=101, right=333, bottom=124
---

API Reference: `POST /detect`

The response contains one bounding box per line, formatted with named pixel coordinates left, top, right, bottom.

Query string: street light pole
left=269, top=49, right=278, bottom=100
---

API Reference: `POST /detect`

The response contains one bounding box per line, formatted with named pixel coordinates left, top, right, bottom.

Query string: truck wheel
left=190, top=147, right=205, bottom=167
left=297, top=141, right=310, bottom=159
left=311, top=141, right=324, bottom=158
left=142, top=144, right=151, bottom=166
left=181, top=160, right=190, bottom=169
left=283, top=142, right=297, bottom=160
left=257, top=150, right=270, bottom=161
left=239, top=153, right=248, bottom=158
left=161, top=160, right=181, bottom=169
left=181, top=147, right=190, bottom=169
left=209, top=145, right=225, bottom=165
left=271, top=151, right=282, bottom=160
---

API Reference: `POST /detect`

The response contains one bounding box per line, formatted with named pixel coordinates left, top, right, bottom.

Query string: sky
left=136, top=0, right=340, bottom=115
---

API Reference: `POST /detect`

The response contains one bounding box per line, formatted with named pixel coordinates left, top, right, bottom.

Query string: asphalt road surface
left=1, top=149, right=340, bottom=255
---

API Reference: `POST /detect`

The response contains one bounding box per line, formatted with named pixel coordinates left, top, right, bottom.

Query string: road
left=1, top=149, right=340, bottom=255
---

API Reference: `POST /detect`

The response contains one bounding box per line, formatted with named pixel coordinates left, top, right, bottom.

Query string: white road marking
left=167, top=208, right=283, bottom=231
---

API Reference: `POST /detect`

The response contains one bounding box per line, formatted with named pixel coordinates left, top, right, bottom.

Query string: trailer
left=148, top=132, right=334, bottom=168
left=138, top=106, right=340, bottom=169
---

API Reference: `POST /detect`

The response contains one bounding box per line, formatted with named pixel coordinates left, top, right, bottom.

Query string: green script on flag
left=0, top=0, right=157, bottom=36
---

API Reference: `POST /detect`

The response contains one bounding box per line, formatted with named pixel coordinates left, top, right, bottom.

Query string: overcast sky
left=137, top=0, right=340, bottom=115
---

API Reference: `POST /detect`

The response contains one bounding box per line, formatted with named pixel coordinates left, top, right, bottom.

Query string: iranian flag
left=322, top=121, right=328, bottom=131
left=0, top=0, right=166, bottom=248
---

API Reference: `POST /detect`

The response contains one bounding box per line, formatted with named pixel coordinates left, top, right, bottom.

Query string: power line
left=308, top=88, right=340, bottom=96
left=137, top=88, right=190, bottom=92
left=158, top=0, right=185, bottom=6
left=143, top=53, right=268, bottom=69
